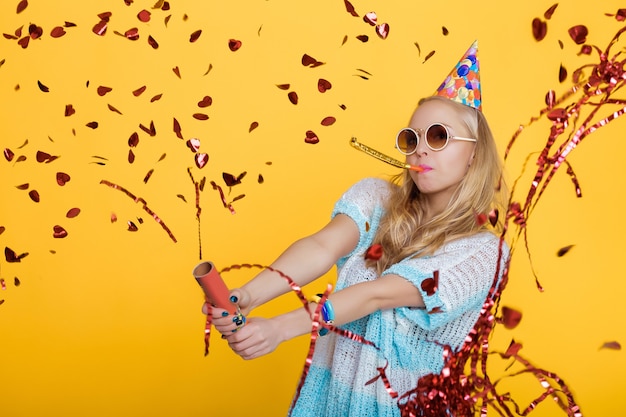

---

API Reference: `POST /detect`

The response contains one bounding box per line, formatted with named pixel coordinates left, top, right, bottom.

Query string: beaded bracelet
left=310, top=294, right=336, bottom=336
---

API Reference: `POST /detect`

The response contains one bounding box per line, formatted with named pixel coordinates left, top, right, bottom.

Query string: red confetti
left=124, top=27, right=139, bottom=41
left=193, top=113, right=209, bottom=120
left=190, top=29, right=202, bottom=42
left=258, top=174, right=264, bottom=184
left=544, top=3, right=558, bottom=19
left=133, top=85, right=146, bottom=96
left=16, top=183, right=29, bottom=190
left=98, top=12, right=112, bottom=21
left=600, top=341, right=621, bottom=350
left=137, top=9, right=151, bottom=22
left=442, top=26, right=449, bottom=36
left=420, top=270, right=439, bottom=296
left=304, top=130, right=319, bottom=144
left=65, top=104, right=76, bottom=117
left=173, top=118, right=183, bottom=139
left=128, top=149, right=135, bottom=163
left=532, top=18, right=547, bottom=41
left=617, top=9, right=626, bottom=22
left=321, top=116, right=335, bottom=126
left=356, top=35, right=369, bottom=43
left=195, top=153, right=209, bottom=169
left=53, top=225, right=68, bottom=239
left=318, top=78, right=332, bottom=92
left=364, top=244, right=383, bottom=260
left=28, top=190, right=40, bottom=202
left=186, top=138, right=200, bottom=152
left=0, top=226, right=5, bottom=235
left=288, top=91, right=298, bottom=105
left=172, top=66, right=181, bottom=78
left=128, top=132, right=139, bottom=147
left=488, top=208, right=499, bottom=227
left=36, top=151, right=58, bottom=163
left=86, top=121, right=98, bottom=129
left=108, top=104, right=122, bottom=115
left=97, top=86, right=112, bottom=96
left=363, top=12, right=377, bottom=25
left=66, top=208, right=80, bottom=218
left=343, top=0, right=358, bottom=17
left=223, top=171, right=246, bottom=187
left=56, top=172, right=70, bottom=186
left=500, top=306, right=522, bottom=329
left=249, top=121, right=259, bottom=132
left=475, top=212, right=487, bottom=226
left=150, top=94, right=162, bottom=102
left=197, top=96, right=212, bottom=107
left=545, top=90, right=556, bottom=108
left=93, top=20, right=108, bottom=36
left=376, top=23, right=389, bottom=39
left=17, top=36, right=29, bottom=49
left=50, top=26, right=66, bottom=38
left=28, top=24, right=42, bottom=39
left=559, top=64, right=567, bottom=83
left=148, top=35, right=159, bottom=49
left=568, top=25, right=588, bottom=44
left=16, top=0, right=28, bottom=13
left=139, top=121, right=156, bottom=136
left=5, top=247, right=28, bottom=262
left=4, top=148, right=15, bottom=161
left=228, top=39, right=242, bottom=51
left=37, top=80, right=49, bottom=92
left=127, top=221, right=138, bottom=232
left=301, top=54, right=325, bottom=67
left=557, top=245, right=574, bottom=257
left=276, top=84, right=290, bottom=90
left=423, top=50, right=435, bottom=63
left=143, top=169, right=154, bottom=183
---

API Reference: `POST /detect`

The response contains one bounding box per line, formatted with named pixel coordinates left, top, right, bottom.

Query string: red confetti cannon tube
left=192, top=261, right=238, bottom=315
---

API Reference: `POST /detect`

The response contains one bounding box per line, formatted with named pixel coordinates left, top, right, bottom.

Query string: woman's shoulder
left=341, top=177, right=394, bottom=199
left=332, top=177, right=394, bottom=223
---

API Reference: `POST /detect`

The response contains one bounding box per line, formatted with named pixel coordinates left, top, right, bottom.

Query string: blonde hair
left=371, top=96, right=507, bottom=273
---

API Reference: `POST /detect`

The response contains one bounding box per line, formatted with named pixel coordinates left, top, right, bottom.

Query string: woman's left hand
left=222, top=316, right=283, bottom=360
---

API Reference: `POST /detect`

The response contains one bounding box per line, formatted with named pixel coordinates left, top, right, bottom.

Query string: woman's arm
left=233, top=213, right=360, bottom=314
left=219, top=273, right=424, bottom=360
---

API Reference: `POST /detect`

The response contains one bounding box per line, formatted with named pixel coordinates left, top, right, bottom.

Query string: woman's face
left=405, top=99, right=476, bottom=207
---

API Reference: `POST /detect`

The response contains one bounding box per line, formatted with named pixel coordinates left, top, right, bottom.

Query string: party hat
left=435, top=40, right=481, bottom=111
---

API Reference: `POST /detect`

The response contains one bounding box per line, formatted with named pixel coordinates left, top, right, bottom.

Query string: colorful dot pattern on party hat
left=435, top=40, right=481, bottom=111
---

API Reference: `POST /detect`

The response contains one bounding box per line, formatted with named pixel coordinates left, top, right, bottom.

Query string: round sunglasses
left=395, top=124, right=477, bottom=154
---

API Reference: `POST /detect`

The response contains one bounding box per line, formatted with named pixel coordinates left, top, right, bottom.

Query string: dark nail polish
left=222, top=311, right=229, bottom=317
left=230, top=295, right=238, bottom=303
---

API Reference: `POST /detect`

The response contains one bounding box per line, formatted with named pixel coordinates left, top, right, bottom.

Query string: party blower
left=192, top=261, right=239, bottom=316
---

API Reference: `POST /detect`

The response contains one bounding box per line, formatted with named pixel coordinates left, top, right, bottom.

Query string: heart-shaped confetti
left=195, top=153, right=209, bottom=169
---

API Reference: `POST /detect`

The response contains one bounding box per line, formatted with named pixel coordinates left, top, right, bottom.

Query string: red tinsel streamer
left=187, top=168, right=203, bottom=260
left=100, top=180, right=177, bottom=242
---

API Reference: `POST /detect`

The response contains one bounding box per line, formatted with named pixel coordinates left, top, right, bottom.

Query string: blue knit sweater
left=289, top=178, right=508, bottom=417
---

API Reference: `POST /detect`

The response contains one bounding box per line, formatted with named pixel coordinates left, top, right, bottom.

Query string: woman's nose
left=414, top=133, right=429, bottom=155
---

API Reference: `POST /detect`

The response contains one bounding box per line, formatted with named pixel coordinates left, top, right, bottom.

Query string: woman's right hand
left=203, top=287, right=252, bottom=337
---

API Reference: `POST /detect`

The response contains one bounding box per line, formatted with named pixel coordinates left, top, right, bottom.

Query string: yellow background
left=1, top=1, right=624, bottom=416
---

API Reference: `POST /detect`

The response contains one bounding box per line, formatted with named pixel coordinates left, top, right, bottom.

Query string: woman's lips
left=417, top=164, right=432, bottom=172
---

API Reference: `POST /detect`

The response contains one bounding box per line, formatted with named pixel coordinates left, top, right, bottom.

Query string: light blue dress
left=289, top=178, right=509, bottom=417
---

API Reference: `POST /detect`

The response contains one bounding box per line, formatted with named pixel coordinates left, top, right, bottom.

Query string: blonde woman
left=208, top=43, right=510, bottom=416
